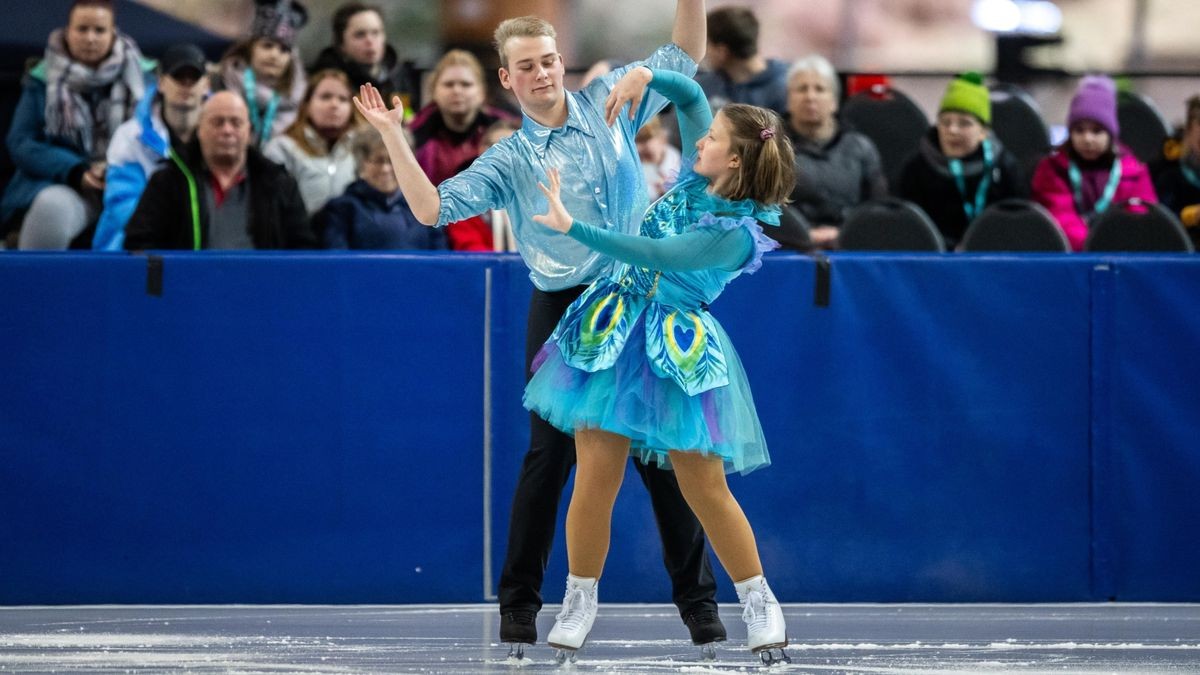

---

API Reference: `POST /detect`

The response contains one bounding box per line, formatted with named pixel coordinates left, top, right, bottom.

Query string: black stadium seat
left=960, top=199, right=1069, bottom=252
left=1084, top=199, right=1193, bottom=253
left=1117, top=90, right=1172, bottom=165
left=840, top=198, right=945, bottom=252
left=840, top=85, right=929, bottom=189
left=989, top=83, right=1051, bottom=181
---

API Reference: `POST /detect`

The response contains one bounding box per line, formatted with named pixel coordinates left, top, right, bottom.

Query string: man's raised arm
left=672, top=0, right=706, bottom=64
left=353, top=85, right=442, bottom=226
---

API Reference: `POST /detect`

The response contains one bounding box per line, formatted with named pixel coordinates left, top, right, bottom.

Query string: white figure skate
left=546, top=575, right=598, bottom=664
left=736, top=575, right=790, bottom=665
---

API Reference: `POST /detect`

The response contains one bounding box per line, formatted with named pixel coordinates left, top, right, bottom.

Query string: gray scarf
left=43, top=28, right=146, bottom=159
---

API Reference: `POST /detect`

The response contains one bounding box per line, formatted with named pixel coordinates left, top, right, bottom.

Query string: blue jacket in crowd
left=322, top=179, right=448, bottom=250
left=93, top=81, right=175, bottom=251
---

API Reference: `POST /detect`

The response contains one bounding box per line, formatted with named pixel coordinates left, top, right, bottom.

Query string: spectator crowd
left=1, top=0, right=1197, bottom=254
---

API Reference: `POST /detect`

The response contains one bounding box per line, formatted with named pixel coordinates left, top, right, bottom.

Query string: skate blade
left=551, top=646, right=580, bottom=665
left=505, top=642, right=532, bottom=661
left=698, top=642, right=718, bottom=660
left=753, top=644, right=792, bottom=666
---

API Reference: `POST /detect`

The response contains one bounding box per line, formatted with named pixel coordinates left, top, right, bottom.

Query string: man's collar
left=205, top=163, right=248, bottom=207
left=520, top=91, right=593, bottom=153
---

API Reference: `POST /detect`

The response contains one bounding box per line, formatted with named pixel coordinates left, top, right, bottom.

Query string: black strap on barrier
left=146, top=256, right=163, bottom=297
left=814, top=254, right=831, bottom=307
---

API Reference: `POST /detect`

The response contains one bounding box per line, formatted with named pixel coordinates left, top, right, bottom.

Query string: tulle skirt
left=523, top=314, right=770, bottom=475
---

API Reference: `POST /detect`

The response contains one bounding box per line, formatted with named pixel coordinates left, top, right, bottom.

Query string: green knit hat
left=939, top=71, right=990, bottom=125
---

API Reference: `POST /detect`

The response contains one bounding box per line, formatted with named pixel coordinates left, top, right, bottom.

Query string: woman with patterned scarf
left=1, top=0, right=151, bottom=250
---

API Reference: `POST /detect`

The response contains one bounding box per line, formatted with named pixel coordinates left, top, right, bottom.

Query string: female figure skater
left=524, top=63, right=794, bottom=665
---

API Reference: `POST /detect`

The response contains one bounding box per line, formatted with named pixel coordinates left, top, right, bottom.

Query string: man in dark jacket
left=125, top=91, right=314, bottom=250
left=693, top=6, right=788, bottom=118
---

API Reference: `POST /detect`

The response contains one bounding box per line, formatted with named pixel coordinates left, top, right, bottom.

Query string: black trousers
left=497, top=286, right=718, bottom=618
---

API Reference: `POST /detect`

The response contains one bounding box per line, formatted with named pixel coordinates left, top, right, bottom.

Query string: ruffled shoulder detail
left=663, top=152, right=704, bottom=194
left=741, top=219, right=781, bottom=275
left=693, top=213, right=780, bottom=275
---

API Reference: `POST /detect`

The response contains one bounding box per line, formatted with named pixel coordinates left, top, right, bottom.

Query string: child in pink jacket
left=1031, top=75, right=1158, bottom=251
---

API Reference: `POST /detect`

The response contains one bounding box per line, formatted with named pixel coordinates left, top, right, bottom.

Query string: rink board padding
left=0, top=252, right=1197, bottom=603
left=0, top=253, right=488, bottom=603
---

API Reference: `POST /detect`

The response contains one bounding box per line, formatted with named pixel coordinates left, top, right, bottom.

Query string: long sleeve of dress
left=646, top=69, right=712, bottom=153
left=568, top=219, right=751, bottom=273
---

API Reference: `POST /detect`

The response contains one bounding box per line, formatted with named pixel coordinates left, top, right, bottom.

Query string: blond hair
left=635, top=115, right=666, bottom=144
left=492, top=16, right=556, bottom=68
left=715, top=104, right=795, bottom=205
left=428, top=49, right=486, bottom=99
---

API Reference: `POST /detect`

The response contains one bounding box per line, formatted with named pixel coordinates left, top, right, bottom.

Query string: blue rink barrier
left=1, top=252, right=1197, bottom=604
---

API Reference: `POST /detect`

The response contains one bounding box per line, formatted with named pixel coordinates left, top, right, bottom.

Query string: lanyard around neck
left=948, top=139, right=993, bottom=221
left=1068, top=156, right=1122, bottom=216
left=243, top=69, right=280, bottom=145
left=1180, top=158, right=1200, bottom=190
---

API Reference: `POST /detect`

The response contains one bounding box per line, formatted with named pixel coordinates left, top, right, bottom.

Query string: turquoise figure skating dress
left=522, top=69, right=780, bottom=475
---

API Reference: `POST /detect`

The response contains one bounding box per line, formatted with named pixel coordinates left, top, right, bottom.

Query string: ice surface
left=1, top=603, right=1197, bottom=673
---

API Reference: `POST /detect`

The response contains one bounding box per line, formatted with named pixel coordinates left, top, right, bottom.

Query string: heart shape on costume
left=672, top=320, right=696, bottom=353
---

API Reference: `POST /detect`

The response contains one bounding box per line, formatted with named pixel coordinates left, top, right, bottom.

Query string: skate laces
left=685, top=609, right=719, bottom=627
left=741, top=588, right=769, bottom=630
left=555, top=585, right=592, bottom=631
left=505, top=609, right=536, bottom=625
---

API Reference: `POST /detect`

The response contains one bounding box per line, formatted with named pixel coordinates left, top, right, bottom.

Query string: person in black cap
left=214, top=0, right=308, bottom=146
left=93, top=43, right=210, bottom=250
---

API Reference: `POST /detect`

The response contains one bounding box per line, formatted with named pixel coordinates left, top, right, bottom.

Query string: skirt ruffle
left=523, top=314, right=770, bottom=475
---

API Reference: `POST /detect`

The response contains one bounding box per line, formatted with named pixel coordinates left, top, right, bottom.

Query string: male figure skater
left=353, top=1, right=725, bottom=658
